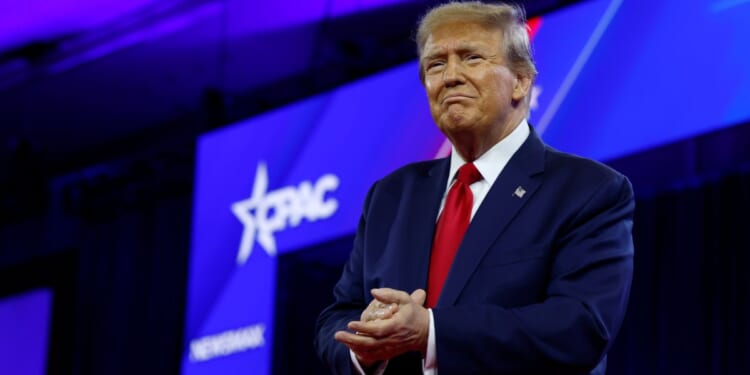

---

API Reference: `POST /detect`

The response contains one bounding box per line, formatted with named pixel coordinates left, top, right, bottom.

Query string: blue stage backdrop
left=182, top=0, right=750, bottom=373
left=0, top=288, right=53, bottom=375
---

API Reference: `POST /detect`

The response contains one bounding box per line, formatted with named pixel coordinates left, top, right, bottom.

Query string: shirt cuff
left=423, top=308, right=437, bottom=372
left=350, top=349, right=388, bottom=375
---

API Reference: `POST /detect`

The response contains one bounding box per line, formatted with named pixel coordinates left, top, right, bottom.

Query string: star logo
left=231, top=162, right=340, bottom=265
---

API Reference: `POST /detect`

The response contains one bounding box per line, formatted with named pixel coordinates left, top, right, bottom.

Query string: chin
left=440, top=114, right=476, bottom=131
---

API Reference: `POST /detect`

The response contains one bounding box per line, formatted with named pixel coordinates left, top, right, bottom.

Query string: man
left=315, top=2, right=634, bottom=374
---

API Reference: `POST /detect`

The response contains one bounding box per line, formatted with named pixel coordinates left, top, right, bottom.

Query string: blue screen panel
left=0, top=288, right=53, bottom=375
left=531, top=0, right=750, bottom=160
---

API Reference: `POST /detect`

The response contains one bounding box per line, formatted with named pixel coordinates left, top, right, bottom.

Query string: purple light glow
left=226, top=0, right=418, bottom=36
left=0, top=0, right=158, bottom=52
left=48, top=2, right=222, bottom=74
left=1, top=0, right=418, bottom=56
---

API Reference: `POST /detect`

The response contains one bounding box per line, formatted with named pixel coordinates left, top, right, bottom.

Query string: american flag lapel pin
left=513, top=186, right=526, bottom=198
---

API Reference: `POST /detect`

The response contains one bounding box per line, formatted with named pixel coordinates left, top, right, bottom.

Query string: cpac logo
left=231, top=162, right=339, bottom=265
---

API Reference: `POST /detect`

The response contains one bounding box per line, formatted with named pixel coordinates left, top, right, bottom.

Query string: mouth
left=441, top=94, right=474, bottom=104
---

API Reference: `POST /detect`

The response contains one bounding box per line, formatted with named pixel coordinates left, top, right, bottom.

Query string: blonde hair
left=416, top=1, right=537, bottom=82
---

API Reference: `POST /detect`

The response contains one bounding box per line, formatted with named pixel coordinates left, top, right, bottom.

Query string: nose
left=442, top=57, right=464, bottom=87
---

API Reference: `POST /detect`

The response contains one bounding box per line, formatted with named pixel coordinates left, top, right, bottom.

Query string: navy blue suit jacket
left=315, top=127, right=634, bottom=375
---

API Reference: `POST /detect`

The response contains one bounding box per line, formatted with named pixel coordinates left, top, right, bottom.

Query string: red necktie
left=426, top=162, right=482, bottom=308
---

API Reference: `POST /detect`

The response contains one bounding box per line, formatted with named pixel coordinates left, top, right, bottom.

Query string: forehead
left=422, top=21, right=503, bottom=56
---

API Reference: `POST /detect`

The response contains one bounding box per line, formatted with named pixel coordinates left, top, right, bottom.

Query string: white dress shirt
left=352, top=119, right=531, bottom=375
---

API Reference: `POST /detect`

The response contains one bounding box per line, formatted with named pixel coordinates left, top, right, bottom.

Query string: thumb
left=371, top=288, right=410, bottom=304
left=410, top=289, right=426, bottom=306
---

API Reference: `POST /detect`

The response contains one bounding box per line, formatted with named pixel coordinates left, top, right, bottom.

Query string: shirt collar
left=447, top=118, right=530, bottom=188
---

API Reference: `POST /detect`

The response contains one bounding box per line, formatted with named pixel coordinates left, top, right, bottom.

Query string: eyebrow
left=421, top=43, right=485, bottom=62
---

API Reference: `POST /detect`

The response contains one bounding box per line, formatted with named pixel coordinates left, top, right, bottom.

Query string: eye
left=425, top=61, right=445, bottom=72
left=466, top=54, right=482, bottom=61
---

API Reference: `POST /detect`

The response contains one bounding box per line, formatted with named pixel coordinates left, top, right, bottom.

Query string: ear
left=512, top=73, right=532, bottom=101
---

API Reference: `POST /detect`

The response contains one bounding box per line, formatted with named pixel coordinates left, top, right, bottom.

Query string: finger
left=336, top=329, right=412, bottom=363
left=360, top=301, right=377, bottom=321
left=363, top=308, right=390, bottom=322
left=376, top=301, right=398, bottom=311
left=348, top=318, right=393, bottom=338
left=371, top=288, right=411, bottom=305
left=361, top=302, right=398, bottom=322
left=371, top=304, right=397, bottom=320
left=410, top=289, right=426, bottom=306
left=334, top=330, right=380, bottom=348
left=335, top=331, right=390, bottom=363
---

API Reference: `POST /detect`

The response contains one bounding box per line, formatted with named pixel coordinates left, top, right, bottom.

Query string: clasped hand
left=334, top=288, right=430, bottom=368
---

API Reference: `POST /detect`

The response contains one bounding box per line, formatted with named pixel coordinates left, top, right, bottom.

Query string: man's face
left=421, top=21, right=528, bottom=141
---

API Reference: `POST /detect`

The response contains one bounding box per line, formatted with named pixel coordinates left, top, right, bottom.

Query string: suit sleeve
left=314, top=181, right=378, bottom=375
left=434, top=174, right=635, bottom=375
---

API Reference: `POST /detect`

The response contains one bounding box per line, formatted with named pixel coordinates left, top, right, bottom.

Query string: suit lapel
left=396, top=159, right=450, bottom=293
left=438, top=129, right=547, bottom=306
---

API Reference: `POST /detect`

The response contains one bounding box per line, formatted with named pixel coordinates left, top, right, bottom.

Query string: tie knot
left=456, top=163, right=482, bottom=185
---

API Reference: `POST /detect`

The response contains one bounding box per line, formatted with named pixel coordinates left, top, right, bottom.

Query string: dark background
left=0, top=0, right=748, bottom=374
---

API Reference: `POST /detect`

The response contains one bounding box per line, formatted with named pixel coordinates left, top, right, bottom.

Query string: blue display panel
left=184, top=0, right=750, bottom=373
left=532, top=0, right=750, bottom=160
left=0, top=288, right=53, bottom=375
